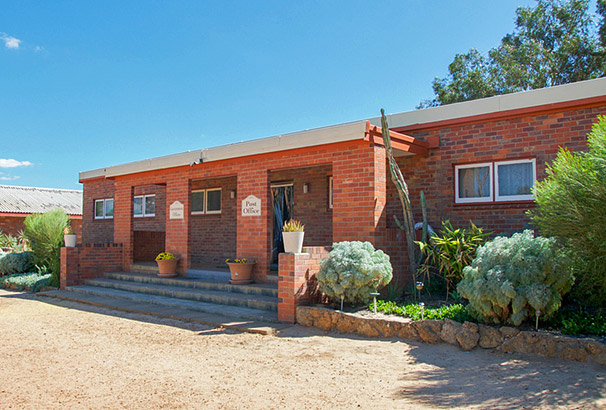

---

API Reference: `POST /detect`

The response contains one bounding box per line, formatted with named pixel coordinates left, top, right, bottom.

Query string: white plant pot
left=64, top=234, right=77, bottom=248
left=282, top=231, right=304, bottom=254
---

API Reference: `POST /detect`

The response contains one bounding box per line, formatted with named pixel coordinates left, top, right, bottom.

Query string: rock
left=478, top=324, right=503, bottom=349
left=295, top=306, right=315, bottom=326
left=500, top=326, right=520, bottom=339
left=335, top=312, right=357, bottom=334
left=524, top=332, right=557, bottom=358
left=413, top=320, right=442, bottom=344
left=462, top=321, right=479, bottom=333
left=556, top=340, right=588, bottom=363
left=313, top=309, right=337, bottom=331
left=586, top=342, right=606, bottom=366
left=397, top=323, right=419, bottom=341
left=440, top=319, right=462, bottom=346
left=500, top=332, right=529, bottom=354
left=456, top=327, right=480, bottom=351
left=357, top=320, right=380, bottom=338
left=375, top=319, right=397, bottom=338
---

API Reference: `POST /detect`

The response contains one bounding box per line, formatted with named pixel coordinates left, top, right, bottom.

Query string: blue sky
left=1, top=0, right=534, bottom=190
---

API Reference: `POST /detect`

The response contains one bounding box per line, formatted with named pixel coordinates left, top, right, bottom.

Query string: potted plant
left=225, top=258, right=255, bottom=284
left=63, top=225, right=77, bottom=248
left=155, top=252, right=179, bottom=278
left=282, top=219, right=305, bottom=254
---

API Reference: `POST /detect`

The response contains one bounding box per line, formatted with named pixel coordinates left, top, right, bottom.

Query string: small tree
left=23, top=209, right=70, bottom=287
left=531, top=115, right=606, bottom=306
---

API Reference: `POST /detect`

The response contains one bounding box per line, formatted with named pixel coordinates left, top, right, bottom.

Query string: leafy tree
left=23, top=209, right=70, bottom=287
left=420, top=0, right=606, bottom=107
left=530, top=116, right=606, bottom=306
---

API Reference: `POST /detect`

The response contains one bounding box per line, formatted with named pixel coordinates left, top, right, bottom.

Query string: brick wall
left=269, top=165, right=333, bottom=247
left=278, top=246, right=330, bottom=323
left=189, top=176, right=237, bottom=266
left=381, top=104, right=606, bottom=286
left=0, top=215, right=82, bottom=244
left=60, top=243, right=123, bottom=288
left=82, top=178, right=115, bottom=244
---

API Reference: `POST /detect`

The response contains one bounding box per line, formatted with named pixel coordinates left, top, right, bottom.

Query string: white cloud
left=1, top=33, right=21, bottom=49
left=0, top=174, right=19, bottom=181
left=0, top=159, right=33, bottom=168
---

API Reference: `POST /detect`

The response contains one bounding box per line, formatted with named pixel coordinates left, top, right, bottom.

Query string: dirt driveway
left=0, top=289, right=604, bottom=409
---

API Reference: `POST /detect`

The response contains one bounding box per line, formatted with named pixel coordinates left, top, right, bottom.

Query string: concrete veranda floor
left=0, top=289, right=604, bottom=409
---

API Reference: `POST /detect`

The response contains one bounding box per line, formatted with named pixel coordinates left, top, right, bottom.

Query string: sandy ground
left=0, top=290, right=604, bottom=410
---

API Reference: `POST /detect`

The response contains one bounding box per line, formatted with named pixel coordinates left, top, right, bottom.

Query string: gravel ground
left=0, top=289, right=604, bottom=410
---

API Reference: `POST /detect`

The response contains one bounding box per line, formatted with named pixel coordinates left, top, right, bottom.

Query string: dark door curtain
left=271, top=185, right=294, bottom=264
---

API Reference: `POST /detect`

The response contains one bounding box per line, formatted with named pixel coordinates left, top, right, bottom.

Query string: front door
left=271, top=184, right=294, bottom=264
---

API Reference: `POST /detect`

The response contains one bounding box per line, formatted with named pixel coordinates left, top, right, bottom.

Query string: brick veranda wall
left=278, top=246, right=330, bottom=323
left=380, top=104, right=606, bottom=286
left=60, top=243, right=123, bottom=288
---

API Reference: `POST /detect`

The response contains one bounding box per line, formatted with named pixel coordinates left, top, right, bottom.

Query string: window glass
left=191, top=191, right=204, bottom=213
left=497, top=162, right=533, bottom=196
left=458, top=166, right=491, bottom=199
left=206, top=189, right=221, bottom=213
left=145, top=195, right=156, bottom=216
left=105, top=199, right=114, bottom=218
left=133, top=196, right=143, bottom=216
left=95, top=200, right=104, bottom=219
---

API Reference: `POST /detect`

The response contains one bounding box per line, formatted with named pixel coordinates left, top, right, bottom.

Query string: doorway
left=271, top=183, right=294, bottom=264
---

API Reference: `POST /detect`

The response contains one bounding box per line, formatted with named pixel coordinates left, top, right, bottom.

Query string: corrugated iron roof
left=0, top=185, right=82, bottom=216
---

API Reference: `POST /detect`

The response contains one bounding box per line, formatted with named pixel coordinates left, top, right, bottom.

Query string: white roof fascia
left=80, top=120, right=367, bottom=180
left=370, top=77, right=606, bottom=129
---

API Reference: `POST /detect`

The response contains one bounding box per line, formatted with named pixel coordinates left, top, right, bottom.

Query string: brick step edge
left=38, top=290, right=290, bottom=336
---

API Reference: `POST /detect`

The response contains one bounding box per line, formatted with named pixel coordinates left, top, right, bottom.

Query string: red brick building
left=0, top=185, right=82, bottom=240
left=70, top=78, right=606, bottom=322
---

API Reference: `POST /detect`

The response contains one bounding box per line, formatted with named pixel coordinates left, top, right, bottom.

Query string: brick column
left=236, top=168, right=270, bottom=283
left=165, top=178, right=190, bottom=275
left=332, top=144, right=386, bottom=243
left=114, top=180, right=133, bottom=271
left=60, top=247, right=80, bottom=289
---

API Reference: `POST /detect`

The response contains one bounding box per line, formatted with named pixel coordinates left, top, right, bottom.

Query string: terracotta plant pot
left=64, top=234, right=77, bottom=248
left=156, top=259, right=178, bottom=278
left=282, top=231, right=304, bottom=254
left=227, top=262, right=255, bottom=284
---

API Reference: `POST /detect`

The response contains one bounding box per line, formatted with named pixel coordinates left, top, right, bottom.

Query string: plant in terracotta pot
left=282, top=219, right=305, bottom=254
left=225, top=258, right=255, bottom=284
left=63, top=225, right=77, bottom=248
left=155, top=252, right=179, bottom=278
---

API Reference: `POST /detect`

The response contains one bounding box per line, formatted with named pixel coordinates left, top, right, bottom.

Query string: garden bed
left=296, top=305, right=606, bottom=366
left=0, top=272, right=52, bottom=292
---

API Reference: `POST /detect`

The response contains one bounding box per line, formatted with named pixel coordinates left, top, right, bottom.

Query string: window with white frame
left=94, top=198, right=114, bottom=219
left=133, top=194, right=155, bottom=217
left=454, top=158, right=536, bottom=204
left=191, top=188, right=222, bottom=214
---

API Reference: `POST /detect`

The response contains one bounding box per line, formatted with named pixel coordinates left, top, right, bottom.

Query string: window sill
left=453, top=200, right=535, bottom=207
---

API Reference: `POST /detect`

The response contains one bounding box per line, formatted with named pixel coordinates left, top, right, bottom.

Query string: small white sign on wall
left=169, top=201, right=184, bottom=220
left=241, top=195, right=261, bottom=216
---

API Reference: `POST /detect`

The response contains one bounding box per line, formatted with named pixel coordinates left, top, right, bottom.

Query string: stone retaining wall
left=296, top=306, right=606, bottom=366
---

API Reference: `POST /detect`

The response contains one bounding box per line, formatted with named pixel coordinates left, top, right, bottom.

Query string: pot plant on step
left=155, top=252, right=179, bottom=278
left=63, top=225, right=77, bottom=248
left=225, top=258, right=255, bottom=284
left=282, top=219, right=305, bottom=254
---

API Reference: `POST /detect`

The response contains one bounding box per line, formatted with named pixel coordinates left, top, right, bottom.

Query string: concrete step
left=59, top=285, right=280, bottom=323
left=104, top=272, right=278, bottom=297
left=84, top=278, right=278, bottom=312
left=38, top=289, right=288, bottom=335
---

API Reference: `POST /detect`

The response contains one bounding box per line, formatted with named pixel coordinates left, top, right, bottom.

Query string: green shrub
left=0, top=252, right=34, bottom=276
left=457, top=230, right=573, bottom=326
left=372, top=300, right=473, bottom=322
left=317, top=241, right=392, bottom=304
left=530, top=115, right=606, bottom=307
left=23, top=209, right=70, bottom=287
left=417, top=220, right=489, bottom=301
left=0, top=272, right=51, bottom=292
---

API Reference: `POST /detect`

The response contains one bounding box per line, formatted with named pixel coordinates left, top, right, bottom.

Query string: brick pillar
left=332, top=144, right=386, bottom=243
left=60, top=247, right=80, bottom=289
left=114, top=181, right=133, bottom=271
left=236, top=168, right=270, bottom=283
left=165, top=179, right=190, bottom=275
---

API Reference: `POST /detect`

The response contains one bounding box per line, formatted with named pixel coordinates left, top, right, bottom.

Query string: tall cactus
left=381, top=109, right=418, bottom=299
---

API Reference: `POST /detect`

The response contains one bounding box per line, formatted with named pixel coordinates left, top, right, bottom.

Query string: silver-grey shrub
left=457, top=230, right=573, bottom=326
left=317, top=241, right=392, bottom=304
